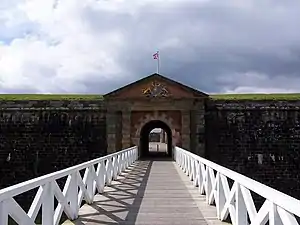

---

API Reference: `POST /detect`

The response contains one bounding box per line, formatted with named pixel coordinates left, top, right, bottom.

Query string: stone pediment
left=103, top=73, right=208, bottom=100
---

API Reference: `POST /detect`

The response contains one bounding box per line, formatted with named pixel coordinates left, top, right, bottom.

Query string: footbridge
left=1, top=146, right=300, bottom=225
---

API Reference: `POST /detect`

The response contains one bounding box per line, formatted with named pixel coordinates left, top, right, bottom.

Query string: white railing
left=0, top=146, right=138, bottom=225
left=174, top=147, right=300, bottom=225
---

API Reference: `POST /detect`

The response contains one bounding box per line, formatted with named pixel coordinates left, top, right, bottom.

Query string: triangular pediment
left=103, top=73, right=208, bottom=100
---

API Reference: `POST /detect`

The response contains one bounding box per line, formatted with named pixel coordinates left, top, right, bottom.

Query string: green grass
left=210, top=93, right=300, bottom=100
left=0, top=94, right=103, bottom=100
left=0, top=93, right=300, bottom=101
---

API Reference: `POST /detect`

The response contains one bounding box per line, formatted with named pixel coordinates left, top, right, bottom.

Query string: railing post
left=123, top=152, right=126, bottom=171
left=69, top=173, right=79, bottom=219
left=187, top=156, right=191, bottom=176
left=132, top=150, right=135, bottom=163
left=97, top=161, right=105, bottom=193
left=120, top=153, right=124, bottom=172
left=183, top=154, right=187, bottom=173
left=42, top=182, right=54, bottom=225
left=117, top=155, right=121, bottom=175
left=217, top=173, right=225, bottom=220
left=125, top=152, right=129, bottom=168
left=205, top=166, right=211, bottom=203
left=192, top=160, right=198, bottom=187
left=123, top=152, right=127, bottom=169
left=135, top=148, right=138, bottom=161
left=121, top=153, right=125, bottom=171
left=178, top=150, right=181, bottom=166
left=133, top=149, right=136, bottom=162
left=112, top=156, right=118, bottom=180
left=86, top=167, right=94, bottom=204
left=236, top=183, right=248, bottom=225
left=128, top=151, right=131, bottom=165
left=199, top=163, right=204, bottom=194
left=129, top=150, right=133, bottom=165
left=190, top=158, right=194, bottom=181
left=106, top=158, right=113, bottom=185
left=133, top=148, right=137, bottom=161
left=0, top=201, right=8, bottom=225
left=119, top=153, right=124, bottom=174
left=185, top=154, right=188, bottom=173
left=269, top=203, right=283, bottom=225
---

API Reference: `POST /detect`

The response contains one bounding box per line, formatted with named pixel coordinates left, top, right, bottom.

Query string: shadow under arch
left=139, top=120, right=172, bottom=158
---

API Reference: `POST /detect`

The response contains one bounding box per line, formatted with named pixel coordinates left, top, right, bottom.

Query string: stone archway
left=139, top=120, right=173, bottom=158
left=132, top=112, right=181, bottom=148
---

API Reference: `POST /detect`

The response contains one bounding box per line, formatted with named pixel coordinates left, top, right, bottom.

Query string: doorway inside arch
left=139, top=120, right=172, bottom=158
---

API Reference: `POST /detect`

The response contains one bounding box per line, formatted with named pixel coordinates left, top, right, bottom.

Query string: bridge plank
left=63, top=160, right=228, bottom=225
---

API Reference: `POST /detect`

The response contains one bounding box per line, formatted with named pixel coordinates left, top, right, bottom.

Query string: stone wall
left=1, top=97, right=300, bottom=210
left=205, top=99, right=300, bottom=200
left=0, top=100, right=107, bottom=210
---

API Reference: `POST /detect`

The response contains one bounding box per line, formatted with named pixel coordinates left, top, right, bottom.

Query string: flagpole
left=157, top=51, right=160, bottom=74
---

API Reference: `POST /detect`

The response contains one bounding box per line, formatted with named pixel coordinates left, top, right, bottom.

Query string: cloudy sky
left=1, top=0, right=300, bottom=94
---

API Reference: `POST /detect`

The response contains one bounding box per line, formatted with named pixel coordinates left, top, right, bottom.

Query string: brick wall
left=0, top=100, right=107, bottom=211
left=205, top=100, right=300, bottom=200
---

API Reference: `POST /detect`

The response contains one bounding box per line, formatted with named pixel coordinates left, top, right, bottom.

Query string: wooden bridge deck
left=63, top=159, right=227, bottom=225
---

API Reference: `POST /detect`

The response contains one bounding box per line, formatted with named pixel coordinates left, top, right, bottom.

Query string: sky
left=1, top=0, right=300, bottom=94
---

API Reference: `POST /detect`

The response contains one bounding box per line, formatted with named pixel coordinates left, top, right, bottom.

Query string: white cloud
left=0, top=0, right=128, bottom=93
left=0, top=0, right=300, bottom=94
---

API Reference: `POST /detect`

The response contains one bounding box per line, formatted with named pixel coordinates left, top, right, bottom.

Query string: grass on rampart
left=0, top=93, right=300, bottom=101
left=0, top=94, right=103, bottom=100
left=210, top=93, right=300, bottom=100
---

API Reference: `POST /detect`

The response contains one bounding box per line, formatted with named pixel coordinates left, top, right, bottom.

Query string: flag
left=153, top=51, right=159, bottom=60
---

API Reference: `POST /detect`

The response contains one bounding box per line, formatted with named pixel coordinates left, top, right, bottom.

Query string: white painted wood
left=269, top=203, right=283, bottom=225
left=0, top=200, right=8, bottom=225
left=174, top=147, right=300, bottom=225
left=1, top=144, right=298, bottom=225
left=236, top=184, right=247, bottom=225
left=105, top=157, right=113, bottom=185
left=53, top=180, right=74, bottom=223
left=8, top=198, right=36, bottom=225
left=96, top=162, right=105, bottom=194
left=68, top=173, right=79, bottom=219
left=0, top=146, right=138, bottom=224
left=112, top=156, right=118, bottom=180
left=42, top=182, right=54, bottom=225
left=86, top=166, right=94, bottom=203
left=27, top=186, right=45, bottom=221
left=217, top=173, right=226, bottom=220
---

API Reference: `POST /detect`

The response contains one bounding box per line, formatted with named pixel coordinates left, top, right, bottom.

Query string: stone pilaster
left=190, top=110, right=197, bottom=154
left=106, top=110, right=117, bottom=154
left=194, top=109, right=205, bottom=157
left=122, top=110, right=131, bottom=149
left=181, top=110, right=191, bottom=150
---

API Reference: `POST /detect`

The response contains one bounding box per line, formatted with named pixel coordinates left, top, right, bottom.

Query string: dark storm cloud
left=78, top=0, right=300, bottom=93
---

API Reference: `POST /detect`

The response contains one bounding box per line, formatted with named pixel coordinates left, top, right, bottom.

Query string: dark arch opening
left=139, top=120, right=173, bottom=158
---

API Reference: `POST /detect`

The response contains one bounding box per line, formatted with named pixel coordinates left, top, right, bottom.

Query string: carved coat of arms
left=142, top=81, right=169, bottom=97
